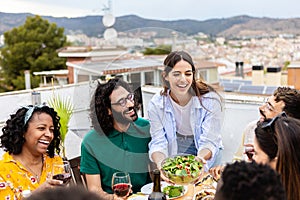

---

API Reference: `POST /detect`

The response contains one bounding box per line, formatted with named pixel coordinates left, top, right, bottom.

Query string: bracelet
left=21, top=190, right=32, bottom=198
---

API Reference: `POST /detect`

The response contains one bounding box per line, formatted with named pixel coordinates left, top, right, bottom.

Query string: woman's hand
left=208, top=165, right=225, bottom=181
left=159, top=168, right=175, bottom=184
left=33, top=179, right=63, bottom=193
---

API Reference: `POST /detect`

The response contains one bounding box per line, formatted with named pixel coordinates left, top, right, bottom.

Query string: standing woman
left=0, top=105, right=64, bottom=199
left=148, top=50, right=223, bottom=171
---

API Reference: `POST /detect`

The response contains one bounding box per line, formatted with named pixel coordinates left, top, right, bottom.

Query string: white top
left=147, top=90, right=224, bottom=170
left=170, top=97, right=193, bottom=136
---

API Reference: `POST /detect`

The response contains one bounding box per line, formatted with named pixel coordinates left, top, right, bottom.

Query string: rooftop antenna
left=102, top=0, right=117, bottom=40
left=102, top=0, right=112, bottom=14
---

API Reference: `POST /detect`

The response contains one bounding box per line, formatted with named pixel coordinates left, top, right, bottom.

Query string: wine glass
left=111, top=172, right=132, bottom=197
left=244, top=131, right=255, bottom=162
left=52, top=160, right=72, bottom=185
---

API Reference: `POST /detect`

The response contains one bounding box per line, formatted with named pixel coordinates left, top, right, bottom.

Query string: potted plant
left=48, top=94, right=74, bottom=158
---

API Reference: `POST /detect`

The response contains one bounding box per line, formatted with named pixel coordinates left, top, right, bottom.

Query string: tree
left=143, top=44, right=172, bottom=55
left=0, top=15, right=67, bottom=92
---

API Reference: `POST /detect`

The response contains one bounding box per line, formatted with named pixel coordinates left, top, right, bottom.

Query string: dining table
left=129, top=173, right=217, bottom=200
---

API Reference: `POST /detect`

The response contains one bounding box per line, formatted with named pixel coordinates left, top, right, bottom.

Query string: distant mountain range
left=1, top=12, right=300, bottom=38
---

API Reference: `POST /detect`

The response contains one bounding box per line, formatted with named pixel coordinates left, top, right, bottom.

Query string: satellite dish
left=102, top=13, right=115, bottom=27
left=103, top=28, right=118, bottom=40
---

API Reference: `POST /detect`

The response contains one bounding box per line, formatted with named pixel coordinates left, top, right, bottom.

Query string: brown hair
left=274, top=117, right=300, bottom=200
left=273, top=87, right=300, bottom=119
left=161, top=50, right=222, bottom=109
left=255, top=120, right=278, bottom=161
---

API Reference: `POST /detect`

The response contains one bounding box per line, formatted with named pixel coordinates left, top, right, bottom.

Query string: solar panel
left=238, top=85, right=265, bottom=94
left=264, top=86, right=278, bottom=95
left=221, top=82, right=241, bottom=92
left=232, top=79, right=252, bottom=85
left=219, top=79, right=232, bottom=83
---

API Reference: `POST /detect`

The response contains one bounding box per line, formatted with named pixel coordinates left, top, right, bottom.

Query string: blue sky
left=1, top=0, right=299, bottom=20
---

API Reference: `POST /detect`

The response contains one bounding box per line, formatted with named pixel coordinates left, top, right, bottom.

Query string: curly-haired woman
left=0, top=105, right=64, bottom=199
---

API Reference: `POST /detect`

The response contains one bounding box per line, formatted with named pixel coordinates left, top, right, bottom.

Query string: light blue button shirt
left=147, top=91, right=224, bottom=170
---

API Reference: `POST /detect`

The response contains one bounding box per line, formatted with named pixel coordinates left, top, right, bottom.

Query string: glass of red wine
left=111, top=172, right=132, bottom=198
left=244, top=131, right=255, bottom=162
left=244, top=146, right=255, bottom=160
left=52, top=160, right=72, bottom=185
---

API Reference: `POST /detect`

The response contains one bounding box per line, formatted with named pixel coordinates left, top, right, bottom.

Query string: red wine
left=53, top=173, right=71, bottom=184
left=245, top=148, right=254, bottom=160
left=113, top=183, right=131, bottom=197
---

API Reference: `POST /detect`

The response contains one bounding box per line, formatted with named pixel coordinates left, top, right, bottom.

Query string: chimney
left=235, top=62, right=240, bottom=76
left=266, top=66, right=281, bottom=86
left=287, top=61, right=300, bottom=89
left=239, top=61, right=244, bottom=78
left=252, top=65, right=264, bottom=85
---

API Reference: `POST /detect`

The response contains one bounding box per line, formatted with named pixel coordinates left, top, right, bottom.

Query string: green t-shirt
left=80, top=118, right=152, bottom=193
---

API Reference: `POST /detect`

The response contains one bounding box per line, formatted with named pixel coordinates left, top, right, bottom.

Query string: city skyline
left=0, top=0, right=299, bottom=21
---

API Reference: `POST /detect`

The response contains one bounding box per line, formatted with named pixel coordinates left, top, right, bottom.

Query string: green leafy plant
left=48, top=94, right=74, bottom=157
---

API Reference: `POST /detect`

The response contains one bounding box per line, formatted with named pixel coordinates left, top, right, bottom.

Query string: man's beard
left=259, top=109, right=267, bottom=120
left=111, top=106, right=138, bottom=125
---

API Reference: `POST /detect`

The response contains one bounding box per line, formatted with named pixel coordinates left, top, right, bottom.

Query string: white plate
left=193, top=189, right=216, bottom=200
left=140, top=182, right=187, bottom=199
left=140, top=182, right=169, bottom=195
left=129, top=195, right=148, bottom=200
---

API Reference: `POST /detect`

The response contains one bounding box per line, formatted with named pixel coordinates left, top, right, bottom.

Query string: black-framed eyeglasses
left=262, top=97, right=280, bottom=113
left=111, top=93, right=134, bottom=107
left=261, top=111, right=287, bottom=129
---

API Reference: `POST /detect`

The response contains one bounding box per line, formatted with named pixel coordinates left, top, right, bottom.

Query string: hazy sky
left=0, top=0, right=299, bottom=20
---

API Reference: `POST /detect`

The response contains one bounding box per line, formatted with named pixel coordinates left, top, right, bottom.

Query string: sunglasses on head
left=23, top=104, right=47, bottom=126
left=261, top=112, right=287, bottom=129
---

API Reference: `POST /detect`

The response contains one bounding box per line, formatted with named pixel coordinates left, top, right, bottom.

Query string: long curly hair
left=0, top=105, right=61, bottom=157
left=273, top=87, right=300, bottom=119
left=90, top=78, right=139, bottom=136
left=161, top=50, right=222, bottom=110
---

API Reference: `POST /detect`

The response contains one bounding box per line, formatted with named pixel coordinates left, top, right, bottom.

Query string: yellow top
left=0, top=152, right=63, bottom=200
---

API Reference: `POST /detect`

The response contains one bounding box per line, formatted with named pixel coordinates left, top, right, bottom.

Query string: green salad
left=162, top=155, right=203, bottom=184
left=163, top=185, right=184, bottom=198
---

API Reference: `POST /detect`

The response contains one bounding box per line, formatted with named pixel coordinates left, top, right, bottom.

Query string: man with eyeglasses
left=211, top=87, right=300, bottom=177
left=80, top=78, right=152, bottom=200
left=259, top=87, right=300, bottom=121
left=235, top=86, right=300, bottom=160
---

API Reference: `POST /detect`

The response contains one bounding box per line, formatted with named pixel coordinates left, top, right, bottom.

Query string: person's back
left=27, top=186, right=102, bottom=200
left=214, top=161, right=286, bottom=200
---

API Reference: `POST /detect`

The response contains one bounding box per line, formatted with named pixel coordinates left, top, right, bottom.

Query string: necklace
left=17, top=157, right=43, bottom=183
